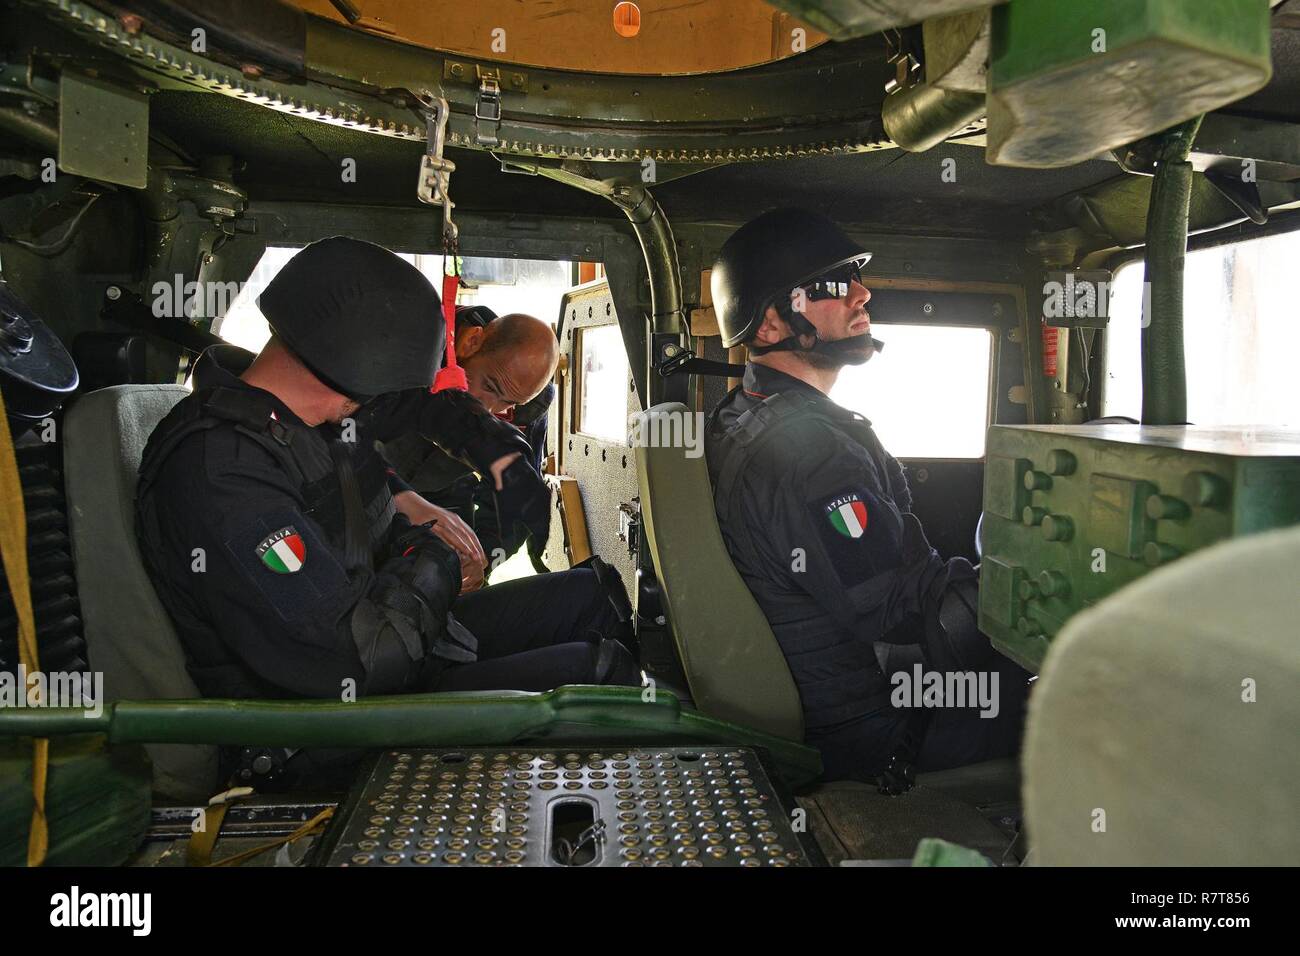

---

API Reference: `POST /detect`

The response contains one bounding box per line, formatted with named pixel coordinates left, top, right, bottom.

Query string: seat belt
left=0, top=390, right=48, bottom=866
left=328, top=438, right=374, bottom=575
left=656, top=346, right=745, bottom=379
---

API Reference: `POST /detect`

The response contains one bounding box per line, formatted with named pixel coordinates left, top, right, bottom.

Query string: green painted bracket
left=0, top=686, right=824, bottom=788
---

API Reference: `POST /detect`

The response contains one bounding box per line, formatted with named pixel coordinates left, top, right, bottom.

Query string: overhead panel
left=57, top=72, right=150, bottom=189
left=986, top=0, right=1273, bottom=168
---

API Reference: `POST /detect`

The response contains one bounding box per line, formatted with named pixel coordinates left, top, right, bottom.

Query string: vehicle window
left=1103, top=230, right=1300, bottom=426
left=828, top=324, right=993, bottom=459
left=456, top=257, right=572, bottom=323
left=213, top=246, right=300, bottom=352
left=214, top=249, right=572, bottom=351
left=574, top=324, right=631, bottom=443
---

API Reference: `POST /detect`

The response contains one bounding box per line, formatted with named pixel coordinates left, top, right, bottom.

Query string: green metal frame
left=20, top=0, right=897, bottom=166
left=0, top=686, right=825, bottom=788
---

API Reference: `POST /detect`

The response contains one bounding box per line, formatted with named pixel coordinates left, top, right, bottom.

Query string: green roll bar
left=0, top=685, right=824, bottom=788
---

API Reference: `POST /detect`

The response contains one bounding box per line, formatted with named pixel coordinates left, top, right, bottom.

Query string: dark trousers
left=433, top=568, right=636, bottom=691
left=809, top=653, right=1031, bottom=783
left=257, top=569, right=638, bottom=791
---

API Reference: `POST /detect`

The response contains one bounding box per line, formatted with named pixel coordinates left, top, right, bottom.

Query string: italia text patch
left=825, top=493, right=868, bottom=538
left=807, top=486, right=902, bottom=588
left=256, top=526, right=306, bottom=574
left=225, top=510, right=352, bottom=637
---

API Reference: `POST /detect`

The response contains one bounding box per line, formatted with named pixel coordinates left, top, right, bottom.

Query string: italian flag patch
left=255, top=526, right=306, bottom=574
left=826, top=494, right=868, bottom=538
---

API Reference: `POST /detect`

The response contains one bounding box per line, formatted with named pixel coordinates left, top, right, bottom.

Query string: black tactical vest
left=706, top=388, right=896, bottom=729
left=137, top=385, right=395, bottom=566
left=136, top=363, right=396, bottom=699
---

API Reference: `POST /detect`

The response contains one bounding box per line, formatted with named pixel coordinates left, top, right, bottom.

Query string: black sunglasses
left=794, top=263, right=863, bottom=303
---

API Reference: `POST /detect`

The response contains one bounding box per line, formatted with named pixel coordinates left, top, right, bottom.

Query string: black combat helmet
left=257, top=236, right=445, bottom=400
left=710, top=208, right=872, bottom=348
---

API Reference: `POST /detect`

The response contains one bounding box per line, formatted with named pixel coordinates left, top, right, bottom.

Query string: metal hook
left=416, top=95, right=458, bottom=249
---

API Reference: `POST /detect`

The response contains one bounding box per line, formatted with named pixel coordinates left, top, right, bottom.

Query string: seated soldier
left=136, top=237, right=638, bottom=789
left=379, top=305, right=557, bottom=583
left=704, top=209, right=1030, bottom=789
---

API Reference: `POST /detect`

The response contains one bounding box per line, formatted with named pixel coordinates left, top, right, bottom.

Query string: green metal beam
left=0, top=685, right=825, bottom=787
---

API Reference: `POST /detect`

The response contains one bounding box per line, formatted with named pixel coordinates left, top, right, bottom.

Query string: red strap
left=432, top=271, right=468, bottom=393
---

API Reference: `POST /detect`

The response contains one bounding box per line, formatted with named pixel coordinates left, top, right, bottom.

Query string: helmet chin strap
left=749, top=306, right=883, bottom=362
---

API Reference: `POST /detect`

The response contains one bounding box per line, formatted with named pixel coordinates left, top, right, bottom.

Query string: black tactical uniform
left=705, top=209, right=1028, bottom=787
left=135, top=239, right=637, bottom=789
left=381, top=383, right=553, bottom=563
left=706, top=364, right=1027, bottom=781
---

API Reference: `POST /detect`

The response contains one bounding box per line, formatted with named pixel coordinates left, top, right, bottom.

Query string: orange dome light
left=613, top=2, right=641, bottom=39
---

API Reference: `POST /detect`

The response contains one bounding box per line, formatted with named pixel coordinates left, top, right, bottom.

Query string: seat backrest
left=63, top=384, right=217, bottom=800
left=1023, top=523, right=1300, bottom=864
left=633, top=403, right=803, bottom=740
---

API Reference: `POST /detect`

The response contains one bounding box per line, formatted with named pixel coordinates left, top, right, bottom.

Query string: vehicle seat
left=62, top=384, right=217, bottom=801
left=1023, top=523, right=1300, bottom=864
left=633, top=402, right=803, bottom=740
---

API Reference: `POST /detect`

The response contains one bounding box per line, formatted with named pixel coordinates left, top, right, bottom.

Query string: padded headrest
left=1024, top=524, right=1300, bottom=864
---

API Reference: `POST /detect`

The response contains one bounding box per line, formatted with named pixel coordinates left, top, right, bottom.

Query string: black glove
left=383, top=513, right=462, bottom=604
left=376, top=514, right=476, bottom=664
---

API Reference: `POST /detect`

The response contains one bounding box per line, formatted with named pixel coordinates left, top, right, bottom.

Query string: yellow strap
left=209, top=807, right=335, bottom=868
left=0, top=390, right=48, bottom=866
left=186, top=803, right=233, bottom=867
left=185, top=786, right=256, bottom=866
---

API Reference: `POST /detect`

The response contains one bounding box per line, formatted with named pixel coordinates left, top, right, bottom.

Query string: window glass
left=575, top=324, right=630, bottom=442
left=1104, top=230, right=1300, bottom=426
left=213, top=246, right=300, bottom=352
left=828, top=324, right=993, bottom=459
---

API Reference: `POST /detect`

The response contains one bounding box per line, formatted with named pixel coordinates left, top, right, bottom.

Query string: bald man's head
left=455, top=312, right=559, bottom=416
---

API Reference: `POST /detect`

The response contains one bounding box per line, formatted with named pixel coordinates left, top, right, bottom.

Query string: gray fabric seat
left=1024, top=523, right=1300, bottom=865
left=633, top=402, right=804, bottom=740
left=63, top=384, right=217, bottom=800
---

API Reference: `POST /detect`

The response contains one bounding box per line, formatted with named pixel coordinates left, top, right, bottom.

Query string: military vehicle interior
left=0, top=0, right=1297, bottom=869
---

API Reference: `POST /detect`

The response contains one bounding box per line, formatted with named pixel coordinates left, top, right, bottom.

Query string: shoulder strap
left=712, top=390, right=823, bottom=519
left=137, top=386, right=302, bottom=499
left=328, top=438, right=374, bottom=574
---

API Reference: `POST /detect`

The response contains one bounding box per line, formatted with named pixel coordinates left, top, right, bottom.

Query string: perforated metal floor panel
left=318, top=746, right=815, bottom=867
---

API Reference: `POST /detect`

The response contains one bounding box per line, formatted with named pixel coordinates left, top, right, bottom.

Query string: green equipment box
left=979, top=424, right=1300, bottom=671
